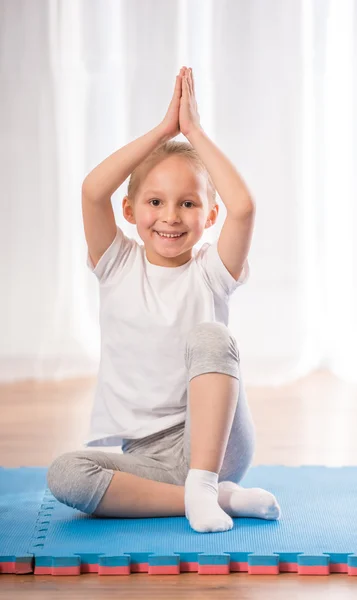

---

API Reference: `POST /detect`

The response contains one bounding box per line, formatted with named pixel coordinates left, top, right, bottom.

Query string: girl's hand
left=179, top=67, right=202, bottom=137
left=160, top=67, right=185, bottom=140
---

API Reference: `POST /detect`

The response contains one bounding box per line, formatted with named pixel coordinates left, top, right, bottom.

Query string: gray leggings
left=47, top=322, right=256, bottom=515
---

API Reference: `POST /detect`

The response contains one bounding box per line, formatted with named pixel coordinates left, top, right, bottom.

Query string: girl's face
left=123, top=156, right=218, bottom=267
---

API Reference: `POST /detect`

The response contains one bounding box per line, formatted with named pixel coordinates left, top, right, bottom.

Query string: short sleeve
left=86, top=225, right=135, bottom=284
left=196, top=239, right=250, bottom=297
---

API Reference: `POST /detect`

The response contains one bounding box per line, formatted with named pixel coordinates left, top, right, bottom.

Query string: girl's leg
left=181, top=322, right=280, bottom=531
left=46, top=323, right=277, bottom=525
left=46, top=420, right=192, bottom=518
left=189, top=372, right=239, bottom=472
left=182, top=322, right=247, bottom=531
left=182, top=330, right=256, bottom=484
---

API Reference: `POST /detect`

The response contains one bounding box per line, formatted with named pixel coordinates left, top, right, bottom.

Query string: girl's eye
left=149, top=199, right=194, bottom=208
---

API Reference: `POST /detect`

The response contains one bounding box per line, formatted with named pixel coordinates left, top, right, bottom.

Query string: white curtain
left=1, top=0, right=356, bottom=386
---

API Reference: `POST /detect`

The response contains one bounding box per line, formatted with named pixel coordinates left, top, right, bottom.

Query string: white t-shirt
left=84, top=226, right=250, bottom=447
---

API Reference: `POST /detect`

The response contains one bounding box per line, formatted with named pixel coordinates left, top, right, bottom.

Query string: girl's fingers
left=178, top=66, right=194, bottom=95
left=185, top=74, right=191, bottom=95
left=190, top=69, right=195, bottom=95
left=182, top=75, right=187, bottom=94
left=175, top=75, right=182, bottom=96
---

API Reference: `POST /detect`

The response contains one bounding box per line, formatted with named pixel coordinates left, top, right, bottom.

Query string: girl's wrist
left=156, top=122, right=175, bottom=144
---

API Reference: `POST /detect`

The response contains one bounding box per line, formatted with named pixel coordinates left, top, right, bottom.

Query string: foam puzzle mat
left=1, top=465, right=357, bottom=576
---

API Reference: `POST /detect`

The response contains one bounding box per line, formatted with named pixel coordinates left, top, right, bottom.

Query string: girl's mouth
left=154, top=231, right=187, bottom=241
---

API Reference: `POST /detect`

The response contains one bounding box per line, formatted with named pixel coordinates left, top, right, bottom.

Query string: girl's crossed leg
left=47, top=323, right=280, bottom=532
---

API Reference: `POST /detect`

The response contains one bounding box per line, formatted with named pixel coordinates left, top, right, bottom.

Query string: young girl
left=47, top=66, right=281, bottom=533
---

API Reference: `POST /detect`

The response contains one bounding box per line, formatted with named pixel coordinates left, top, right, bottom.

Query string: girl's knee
left=185, top=322, right=240, bottom=378
left=47, top=451, right=78, bottom=501
left=47, top=450, right=97, bottom=513
left=186, top=322, right=233, bottom=347
left=186, top=322, right=239, bottom=358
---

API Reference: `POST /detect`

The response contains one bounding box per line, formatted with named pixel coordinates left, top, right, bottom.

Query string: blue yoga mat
left=1, top=465, right=357, bottom=576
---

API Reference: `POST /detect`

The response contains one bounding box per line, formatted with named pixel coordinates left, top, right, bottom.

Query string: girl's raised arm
left=82, top=124, right=169, bottom=203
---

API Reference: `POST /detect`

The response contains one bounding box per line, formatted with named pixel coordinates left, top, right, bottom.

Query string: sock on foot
left=184, top=469, right=233, bottom=533
left=218, top=480, right=281, bottom=520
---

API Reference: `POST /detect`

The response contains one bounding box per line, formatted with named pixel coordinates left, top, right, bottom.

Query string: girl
left=47, top=66, right=281, bottom=533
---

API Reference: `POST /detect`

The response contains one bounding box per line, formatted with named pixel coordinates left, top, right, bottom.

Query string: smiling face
left=123, top=155, right=219, bottom=267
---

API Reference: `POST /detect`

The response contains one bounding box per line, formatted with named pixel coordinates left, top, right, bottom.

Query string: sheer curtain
left=1, top=0, right=356, bottom=386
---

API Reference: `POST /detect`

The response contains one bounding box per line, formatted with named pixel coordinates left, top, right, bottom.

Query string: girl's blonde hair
left=127, top=140, right=217, bottom=208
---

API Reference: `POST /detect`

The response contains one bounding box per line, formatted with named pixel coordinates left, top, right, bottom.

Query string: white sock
left=218, top=480, right=281, bottom=520
left=184, top=469, right=233, bottom=533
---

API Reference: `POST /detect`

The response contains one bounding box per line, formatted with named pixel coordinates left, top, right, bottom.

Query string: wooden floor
left=1, top=368, right=357, bottom=598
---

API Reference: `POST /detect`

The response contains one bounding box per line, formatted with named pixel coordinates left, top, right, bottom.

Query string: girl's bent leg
left=189, top=372, right=239, bottom=473
left=183, top=322, right=256, bottom=483
left=46, top=447, right=186, bottom=517
left=181, top=322, right=253, bottom=532
left=93, top=471, right=185, bottom=518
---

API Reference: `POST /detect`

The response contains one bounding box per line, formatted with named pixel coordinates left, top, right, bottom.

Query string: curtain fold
left=1, top=0, right=356, bottom=385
